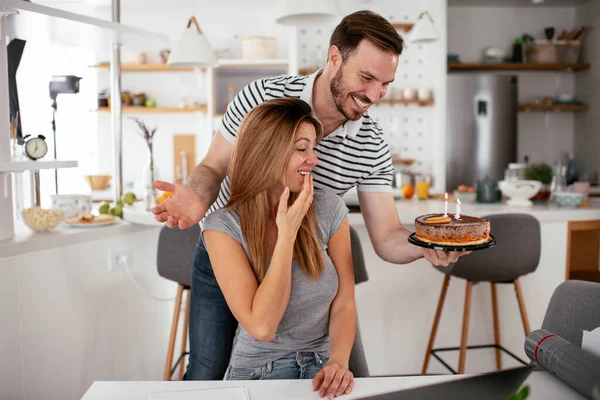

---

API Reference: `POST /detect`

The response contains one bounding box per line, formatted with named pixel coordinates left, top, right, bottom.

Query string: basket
left=242, top=36, right=277, bottom=60
left=85, top=175, right=112, bottom=191
left=526, top=40, right=581, bottom=63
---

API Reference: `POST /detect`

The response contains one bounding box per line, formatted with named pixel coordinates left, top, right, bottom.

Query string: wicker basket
left=242, top=36, right=277, bottom=60
left=526, top=40, right=581, bottom=63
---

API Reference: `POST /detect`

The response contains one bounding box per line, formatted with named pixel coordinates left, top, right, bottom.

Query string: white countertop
left=343, top=191, right=600, bottom=226
left=80, top=371, right=584, bottom=400
left=0, top=218, right=158, bottom=260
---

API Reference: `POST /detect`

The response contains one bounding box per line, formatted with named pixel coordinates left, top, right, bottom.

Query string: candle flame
left=457, top=198, right=461, bottom=205
left=445, top=192, right=448, bottom=200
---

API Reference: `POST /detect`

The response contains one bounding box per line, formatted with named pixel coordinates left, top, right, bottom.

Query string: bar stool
left=421, top=214, right=541, bottom=375
left=157, top=223, right=201, bottom=381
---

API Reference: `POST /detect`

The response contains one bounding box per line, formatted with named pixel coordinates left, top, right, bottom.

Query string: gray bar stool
left=157, top=223, right=201, bottom=381
left=158, top=223, right=371, bottom=380
left=421, top=214, right=541, bottom=375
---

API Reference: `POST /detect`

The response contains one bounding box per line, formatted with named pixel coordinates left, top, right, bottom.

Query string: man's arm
left=358, top=191, right=424, bottom=264
left=187, top=130, right=233, bottom=206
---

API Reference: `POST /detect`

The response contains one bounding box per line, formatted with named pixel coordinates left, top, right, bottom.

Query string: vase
left=141, top=151, right=159, bottom=212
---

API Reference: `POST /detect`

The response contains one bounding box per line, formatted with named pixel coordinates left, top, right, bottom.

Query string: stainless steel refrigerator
left=446, top=74, right=518, bottom=192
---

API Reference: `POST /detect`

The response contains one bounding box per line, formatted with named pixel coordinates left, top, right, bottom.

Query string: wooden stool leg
left=163, top=284, right=184, bottom=381
left=458, top=281, right=473, bottom=374
left=490, top=283, right=502, bottom=370
left=513, top=279, right=531, bottom=336
left=421, top=275, right=451, bottom=375
left=177, top=288, right=192, bottom=381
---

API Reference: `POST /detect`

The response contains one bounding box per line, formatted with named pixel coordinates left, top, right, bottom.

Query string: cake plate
left=408, top=233, right=496, bottom=252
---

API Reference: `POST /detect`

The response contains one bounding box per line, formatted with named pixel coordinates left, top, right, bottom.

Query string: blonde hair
left=226, top=98, right=324, bottom=282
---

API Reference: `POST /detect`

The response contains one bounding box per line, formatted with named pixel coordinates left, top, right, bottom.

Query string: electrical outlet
left=109, top=248, right=130, bottom=272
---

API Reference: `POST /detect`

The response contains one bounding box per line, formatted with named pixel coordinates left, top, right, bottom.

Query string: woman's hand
left=312, top=360, right=354, bottom=399
left=276, top=174, right=314, bottom=241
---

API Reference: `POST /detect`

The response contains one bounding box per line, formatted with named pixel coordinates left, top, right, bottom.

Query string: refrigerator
left=446, top=74, right=518, bottom=192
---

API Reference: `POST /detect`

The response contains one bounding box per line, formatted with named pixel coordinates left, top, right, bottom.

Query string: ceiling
left=448, top=0, right=594, bottom=6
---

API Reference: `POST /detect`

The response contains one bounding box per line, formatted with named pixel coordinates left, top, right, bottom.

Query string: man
left=153, top=10, right=468, bottom=381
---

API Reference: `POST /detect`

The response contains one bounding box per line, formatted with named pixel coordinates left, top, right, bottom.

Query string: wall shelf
left=448, top=62, right=590, bottom=71
left=0, top=160, right=78, bottom=173
left=89, top=63, right=198, bottom=72
left=94, top=106, right=207, bottom=113
left=518, top=104, right=589, bottom=112
left=4, top=0, right=169, bottom=51
left=299, top=68, right=319, bottom=76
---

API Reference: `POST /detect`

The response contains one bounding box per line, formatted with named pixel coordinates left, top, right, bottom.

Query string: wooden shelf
left=378, top=98, right=435, bottom=107
left=0, top=160, right=78, bottom=173
left=519, top=103, right=589, bottom=112
left=217, top=59, right=289, bottom=67
left=89, top=63, right=198, bottom=72
left=94, top=106, right=207, bottom=113
left=448, top=62, right=590, bottom=71
left=4, top=0, right=168, bottom=51
left=299, top=68, right=319, bottom=76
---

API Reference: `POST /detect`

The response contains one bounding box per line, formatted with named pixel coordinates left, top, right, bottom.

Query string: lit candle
left=443, top=192, right=448, bottom=217
left=455, top=198, right=461, bottom=219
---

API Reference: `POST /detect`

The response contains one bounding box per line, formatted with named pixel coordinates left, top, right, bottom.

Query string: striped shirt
left=208, top=69, right=393, bottom=215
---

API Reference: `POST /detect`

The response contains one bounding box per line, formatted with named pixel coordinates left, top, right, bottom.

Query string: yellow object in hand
left=157, top=191, right=172, bottom=204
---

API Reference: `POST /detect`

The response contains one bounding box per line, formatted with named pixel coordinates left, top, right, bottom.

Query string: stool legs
left=421, top=275, right=450, bottom=375
left=513, top=279, right=531, bottom=336
left=164, top=284, right=184, bottom=381
left=458, top=281, right=473, bottom=374
left=177, top=289, right=192, bottom=380
left=490, top=283, right=502, bottom=370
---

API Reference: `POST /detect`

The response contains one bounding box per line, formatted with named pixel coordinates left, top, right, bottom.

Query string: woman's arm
left=204, top=230, right=295, bottom=342
left=313, top=216, right=356, bottom=398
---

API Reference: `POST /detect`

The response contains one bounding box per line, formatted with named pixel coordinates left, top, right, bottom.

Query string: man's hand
left=152, top=180, right=207, bottom=229
left=423, top=249, right=471, bottom=267
left=312, top=360, right=354, bottom=399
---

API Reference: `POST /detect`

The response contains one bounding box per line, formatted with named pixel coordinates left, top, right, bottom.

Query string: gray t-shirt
left=202, top=190, right=349, bottom=368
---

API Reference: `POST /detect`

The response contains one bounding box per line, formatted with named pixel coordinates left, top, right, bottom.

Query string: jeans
left=225, top=352, right=329, bottom=380
left=185, top=237, right=238, bottom=380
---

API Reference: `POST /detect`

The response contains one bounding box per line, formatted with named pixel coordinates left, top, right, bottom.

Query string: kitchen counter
left=0, top=218, right=157, bottom=260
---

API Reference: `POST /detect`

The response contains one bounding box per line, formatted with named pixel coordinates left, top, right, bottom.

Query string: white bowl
left=498, top=180, right=541, bottom=207
left=453, top=190, right=477, bottom=203
left=553, top=192, right=584, bottom=208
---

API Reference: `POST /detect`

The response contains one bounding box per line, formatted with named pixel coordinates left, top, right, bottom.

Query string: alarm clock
left=22, top=134, right=49, bottom=161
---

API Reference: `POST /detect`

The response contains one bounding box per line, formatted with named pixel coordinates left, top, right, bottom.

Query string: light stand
left=48, top=75, right=81, bottom=194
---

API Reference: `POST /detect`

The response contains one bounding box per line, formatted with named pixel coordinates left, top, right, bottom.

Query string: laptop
left=356, top=365, right=536, bottom=400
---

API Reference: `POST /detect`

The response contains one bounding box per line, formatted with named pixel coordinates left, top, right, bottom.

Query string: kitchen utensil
left=476, top=176, right=502, bottom=203
left=498, top=180, right=541, bottom=207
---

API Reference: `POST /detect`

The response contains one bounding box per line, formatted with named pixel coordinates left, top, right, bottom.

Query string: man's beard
left=330, top=67, right=363, bottom=121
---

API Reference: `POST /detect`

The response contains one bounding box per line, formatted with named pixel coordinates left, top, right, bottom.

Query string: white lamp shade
left=168, top=17, right=218, bottom=67
left=275, top=0, right=340, bottom=25
left=409, top=11, right=439, bottom=44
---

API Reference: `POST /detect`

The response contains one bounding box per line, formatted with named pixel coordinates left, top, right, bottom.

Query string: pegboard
left=293, top=0, right=447, bottom=190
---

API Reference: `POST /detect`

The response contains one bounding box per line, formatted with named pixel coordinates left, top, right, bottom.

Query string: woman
left=202, top=98, right=356, bottom=398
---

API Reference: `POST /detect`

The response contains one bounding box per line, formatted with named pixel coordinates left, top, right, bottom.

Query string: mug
left=402, top=88, right=417, bottom=101
left=571, top=181, right=590, bottom=201
left=418, top=88, right=433, bottom=101
left=50, top=194, right=92, bottom=218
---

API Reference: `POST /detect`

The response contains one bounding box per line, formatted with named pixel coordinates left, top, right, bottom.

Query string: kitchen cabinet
left=566, top=220, right=600, bottom=283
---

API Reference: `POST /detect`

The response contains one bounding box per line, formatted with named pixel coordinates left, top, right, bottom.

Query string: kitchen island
left=1, top=198, right=599, bottom=399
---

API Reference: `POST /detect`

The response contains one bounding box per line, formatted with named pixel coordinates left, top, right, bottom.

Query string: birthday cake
left=414, top=214, right=491, bottom=246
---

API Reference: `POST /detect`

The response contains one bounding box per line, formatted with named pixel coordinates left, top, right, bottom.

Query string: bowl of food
left=21, top=207, right=64, bottom=232
left=498, top=180, right=541, bottom=207
left=553, top=192, right=584, bottom=208
left=454, top=184, right=477, bottom=203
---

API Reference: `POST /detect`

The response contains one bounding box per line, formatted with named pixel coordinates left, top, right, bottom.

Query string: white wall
left=575, top=0, right=600, bottom=183
left=448, top=5, right=578, bottom=166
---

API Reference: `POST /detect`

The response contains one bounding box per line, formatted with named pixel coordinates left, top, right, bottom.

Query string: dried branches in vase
left=131, top=117, right=158, bottom=211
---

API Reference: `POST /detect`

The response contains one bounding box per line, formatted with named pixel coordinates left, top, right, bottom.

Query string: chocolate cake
left=414, top=213, right=491, bottom=246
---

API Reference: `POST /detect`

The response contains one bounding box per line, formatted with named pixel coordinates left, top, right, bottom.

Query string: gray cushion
left=156, top=224, right=201, bottom=287
left=350, top=225, right=369, bottom=285
left=541, top=280, right=600, bottom=347
left=435, top=214, right=540, bottom=283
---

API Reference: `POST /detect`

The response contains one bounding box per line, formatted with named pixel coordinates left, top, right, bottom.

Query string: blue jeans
left=185, top=237, right=238, bottom=380
left=225, top=352, right=329, bottom=380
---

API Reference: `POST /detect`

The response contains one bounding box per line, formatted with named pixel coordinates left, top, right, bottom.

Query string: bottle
left=566, top=153, right=578, bottom=186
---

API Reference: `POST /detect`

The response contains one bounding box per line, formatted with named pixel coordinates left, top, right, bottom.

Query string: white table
left=81, top=371, right=586, bottom=400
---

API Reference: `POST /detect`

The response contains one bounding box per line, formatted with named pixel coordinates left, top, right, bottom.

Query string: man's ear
left=329, top=45, right=342, bottom=67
